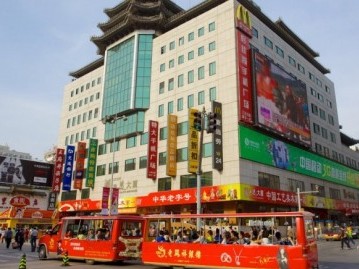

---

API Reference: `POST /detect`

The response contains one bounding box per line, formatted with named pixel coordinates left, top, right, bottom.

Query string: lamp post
left=297, top=186, right=319, bottom=211
left=101, top=114, right=127, bottom=215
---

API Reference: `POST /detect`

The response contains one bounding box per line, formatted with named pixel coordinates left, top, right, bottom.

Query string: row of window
left=70, top=77, right=102, bottom=98
left=67, top=108, right=99, bottom=128
left=252, top=27, right=331, bottom=95
left=312, top=122, right=336, bottom=143
left=158, top=87, right=216, bottom=117
left=310, top=87, right=333, bottom=110
left=160, top=22, right=216, bottom=54
left=261, top=172, right=359, bottom=201
left=160, top=41, right=216, bottom=72
left=64, top=127, right=97, bottom=145
left=311, top=103, right=335, bottom=125
left=68, top=92, right=101, bottom=112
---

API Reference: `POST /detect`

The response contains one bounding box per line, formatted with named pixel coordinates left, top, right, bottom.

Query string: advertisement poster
left=62, top=145, right=75, bottom=191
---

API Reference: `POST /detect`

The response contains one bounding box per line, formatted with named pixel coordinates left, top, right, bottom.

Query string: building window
left=96, top=164, right=106, bottom=176
left=169, top=59, right=175, bottom=69
left=159, top=81, right=165, bottom=94
left=310, top=87, right=316, bottom=96
left=168, top=101, right=174, bottom=114
left=330, top=132, right=336, bottom=143
left=316, top=78, right=322, bottom=88
left=178, top=74, right=184, bottom=88
left=315, top=143, right=322, bottom=154
left=198, top=27, right=205, bottom=37
left=109, top=161, right=119, bottom=174
left=179, top=36, right=185, bottom=46
left=309, top=72, right=315, bottom=82
left=329, top=188, right=341, bottom=200
left=98, top=144, right=107, bottom=156
left=178, top=55, right=184, bottom=65
left=188, top=32, right=194, bottom=42
left=311, top=184, right=325, bottom=197
left=209, top=62, right=216, bottom=76
left=311, top=103, right=318, bottom=115
left=139, top=156, right=147, bottom=169
left=198, top=46, right=204, bottom=56
left=264, top=36, right=273, bottom=49
left=319, top=108, right=326, bottom=120
left=188, top=50, right=194, bottom=60
left=160, top=127, right=167, bottom=140
left=188, top=94, right=194, bottom=108
left=313, top=123, right=320, bottom=134
left=288, top=178, right=305, bottom=192
left=169, top=41, right=175, bottom=50
left=328, top=114, right=334, bottom=125
left=203, top=142, right=213, bottom=157
left=159, top=152, right=166, bottom=165
left=109, top=141, right=119, bottom=152
left=275, top=46, right=284, bottom=58
left=161, top=45, right=166, bottom=54
left=297, top=64, right=305, bottom=74
left=158, top=104, right=164, bottom=117
left=188, top=70, right=194, bottom=84
left=209, top=41, right=216, bottom=52
left=158, top=177, right=171, bottom=191
left=258, top=172, right=280, bottom=189
left=198, top=91, right=205, bottom=105
left=140, top=132, right=148, bottom=145
left=124, top=158, right=136, bottom=171
left=177, top=121, right=188, bottom=136
left=126, top=136, right=137, bottom=148
left=209, top=87, right=217, bottom=101
left=168, top=78, right=174, bottom=91
left=198, top=66, right=205, bottom=80
left=160, top=63, right=165, bottom=72
left=208, top=22, right=215, bottom=32
left=252, top=27, right=258, bottom=38
left=177, top=147, right=188, bottom=162
left=288, top=56, right=296, bottom=67
left=177, top=98, right=183, bottom=111
left=180, top=172, right=212, bottom=189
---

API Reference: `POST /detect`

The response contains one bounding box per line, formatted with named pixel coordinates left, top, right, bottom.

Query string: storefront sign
left=62, top=145, right=75, bottom=191
left=73, top=141, right=86, bottom=189
left=52, top=148, right=65, bottom=192
left=166, top=115, right=177, bottom=176
left=86, top=139, right=98, bottom=188
left=147, top=121, right=159, bottom=179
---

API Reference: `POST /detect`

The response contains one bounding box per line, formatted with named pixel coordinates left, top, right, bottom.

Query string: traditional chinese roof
left=340, top=132, right=359, bottom=147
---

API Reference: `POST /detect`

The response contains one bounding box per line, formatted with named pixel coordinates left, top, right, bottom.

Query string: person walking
left=15, top=228, right=25, bottom=251
left=340, top=225, right=351, bottom=250
left=4, top=227, right=13, bottom=249
left=30, top=227, right=38, bottom=252
left=346, top=225, right=356, bottom=247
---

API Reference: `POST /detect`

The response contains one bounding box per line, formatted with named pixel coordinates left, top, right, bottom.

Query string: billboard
left=0, top=156, right=53, bottom=187
left=252, top=50, right=311, bottom=146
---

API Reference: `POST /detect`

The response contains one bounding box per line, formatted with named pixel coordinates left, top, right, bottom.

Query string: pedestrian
left=4, top=227, right=12, bottom=249
left=0, top=227, right=5, bottom=243
left=30, top=227, right=39, bottom=252
left=15, top=228, right=25, bottom=251
left=340, top=225, right=351, bottom=250
left=346, top=225, right=355, bottom=247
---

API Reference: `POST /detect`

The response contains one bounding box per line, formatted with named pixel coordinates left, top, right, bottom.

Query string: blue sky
left=0, top=0, right=357, bottom=161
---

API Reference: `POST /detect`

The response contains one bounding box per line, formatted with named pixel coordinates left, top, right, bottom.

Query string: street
left=0, top=239, right=357, bottom=269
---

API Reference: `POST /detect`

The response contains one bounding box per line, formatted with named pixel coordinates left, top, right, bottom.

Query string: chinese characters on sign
left=212, top=101, right=223, bottom=171
left=188, top=108, right=199, bottom=173
left=52, top=148, right=65, bottom=192
left=166, top=115, right=177, bottom=176
left=147, top=120, right=159, bottom=179
left=73, top=141, right=86, bottom=190
left=62, top=145, right=75, bottom=191
left=86, top=139, right=98, bottom=188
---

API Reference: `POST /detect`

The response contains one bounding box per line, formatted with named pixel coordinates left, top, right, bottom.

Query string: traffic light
left=206, top=112, right=217, bottom=133
left=193, top=111, right=202, bottom=131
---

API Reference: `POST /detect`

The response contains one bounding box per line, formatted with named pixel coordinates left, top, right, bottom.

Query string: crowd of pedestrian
left=0, top=226, right=38, bottom=252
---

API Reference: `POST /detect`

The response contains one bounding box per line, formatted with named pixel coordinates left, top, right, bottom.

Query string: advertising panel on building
left=0, top=156, right=53, bottom=187
left=251, top=50, right=311, bottom=146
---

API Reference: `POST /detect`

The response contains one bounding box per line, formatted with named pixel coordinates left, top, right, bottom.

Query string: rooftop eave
left=69, top=57, right=104, bottom=78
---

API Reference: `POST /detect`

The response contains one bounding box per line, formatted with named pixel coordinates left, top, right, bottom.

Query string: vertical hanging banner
left=166, top=115, right=178, bottom=176
left=110, top=188, right=119, bottom=215
left=236, top=4, right=253, bottom=124
left=47, top=192, right=57, bottom=210
left=212, top=101, right=223, bottom=171
left=73, top=142, right=86, bottom=190
left=52, top=148, right=65, bottom=192
left=101, top=187, right=110, bottom=215
left=188, top=109, right=199, bottom=173
left=62, top=145, right=75, bottom=191
left=147, top=120, right=159, bottom=179
left=86, top=139, right=98, bottom=188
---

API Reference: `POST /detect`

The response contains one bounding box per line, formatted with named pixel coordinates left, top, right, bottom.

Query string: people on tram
left=205, top=230, right=214, bottom=243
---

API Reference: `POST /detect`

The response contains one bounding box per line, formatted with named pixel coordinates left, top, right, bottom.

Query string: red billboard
left=0, top=156, right=53, bottom=187
left=252, top=50, right=311, bottom=146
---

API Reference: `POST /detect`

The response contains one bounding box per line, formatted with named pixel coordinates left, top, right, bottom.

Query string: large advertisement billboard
left=252, top=50, right=311, bottom=146
left=0, top=156, right=53, bottom=187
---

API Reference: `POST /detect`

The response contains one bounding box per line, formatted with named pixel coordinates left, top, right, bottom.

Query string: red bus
left=142, top=211, right=318, bottom=269
left=38, top=214, right=144, bottom=264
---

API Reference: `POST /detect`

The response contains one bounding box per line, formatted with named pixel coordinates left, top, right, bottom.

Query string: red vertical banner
left=101, top=187, right=110, bottom=215
left=73, top=142, right=86, bottom=190
left=110, top=188, right=119, bottom=215
left=147, top=120, right=159, bottom=179
left=51, top=148, right=65, bottom=193
left=236, top=4, right=253, bottom=124
left=166, top=115, right=177, bottom=176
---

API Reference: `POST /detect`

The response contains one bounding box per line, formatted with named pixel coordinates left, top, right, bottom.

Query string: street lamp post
left=297, top=186, right=319, bottom=211
left=101, top=114, right=127, bottom=215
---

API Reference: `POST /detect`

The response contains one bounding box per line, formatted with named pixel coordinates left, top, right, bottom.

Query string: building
left=56, top=0, right=359, bottom=228
left=0, top=145, right=32, bottom=160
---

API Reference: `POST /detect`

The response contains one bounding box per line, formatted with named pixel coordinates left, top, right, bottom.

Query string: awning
left=0, top=209, right=11, bottom=219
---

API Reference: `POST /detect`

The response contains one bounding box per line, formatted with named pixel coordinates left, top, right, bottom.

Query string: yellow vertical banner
left=166, top=114, right=178, bottom=176
left=188, top=109, right=199, bottom=173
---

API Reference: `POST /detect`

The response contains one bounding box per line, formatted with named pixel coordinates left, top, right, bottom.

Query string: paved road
left=0, top=239, right=358, bottom=269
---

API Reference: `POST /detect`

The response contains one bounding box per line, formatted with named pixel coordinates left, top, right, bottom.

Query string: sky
left=0, top=0, right=358, bottom=161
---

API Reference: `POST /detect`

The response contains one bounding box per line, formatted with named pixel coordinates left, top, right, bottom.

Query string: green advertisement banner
left=86, top=138, right=98, bottom=188
left=239, top=125, right=359, bottom=189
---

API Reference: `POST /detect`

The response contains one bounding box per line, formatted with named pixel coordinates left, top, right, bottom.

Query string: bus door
left=117, top=218, right=144, bottom=259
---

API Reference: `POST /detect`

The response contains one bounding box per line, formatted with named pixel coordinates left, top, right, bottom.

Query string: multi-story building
left=57, top=0, right=359, bottom=228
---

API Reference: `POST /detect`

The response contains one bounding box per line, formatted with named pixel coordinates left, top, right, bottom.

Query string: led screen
left=252, top=50, right=311, bottom=146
